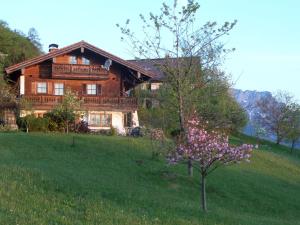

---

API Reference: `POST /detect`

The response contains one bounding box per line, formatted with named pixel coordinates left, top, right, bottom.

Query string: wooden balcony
left=52, top=63, right=109, bottom=80
left=22, top=95, right=138, bottom=111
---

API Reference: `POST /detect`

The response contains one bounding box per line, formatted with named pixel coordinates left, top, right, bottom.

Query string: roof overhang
left=5, top=41, right=154, bottom=79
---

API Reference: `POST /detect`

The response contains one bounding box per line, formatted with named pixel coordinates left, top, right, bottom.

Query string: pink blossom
left=168, top=116, right=253, bottom=173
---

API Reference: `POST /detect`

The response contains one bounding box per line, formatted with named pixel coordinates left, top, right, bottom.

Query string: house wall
left=86, top=110, right=125, bottom=134
left=86, top=110, right=139, bottom=134
left=2, top=109, right=17, bottom=130
left=11, top=47, right=144, bottom=133
left=55, top=51, right=103, bottom=65
left=20, top=109, right=138, bottom=135
left=23, top=64, right=121, bottom=97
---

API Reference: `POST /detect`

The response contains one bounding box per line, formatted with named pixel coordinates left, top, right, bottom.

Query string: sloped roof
left=5, top=41, right=154, bottom=78
left=128, top=59, right=165, bottom=81
left=128, top=57, right=201, bottom=82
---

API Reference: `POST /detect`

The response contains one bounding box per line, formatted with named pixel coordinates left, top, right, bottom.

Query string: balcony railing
left=52, top=63, right=109, bottom=76
left=22, top=95, right=137, bottom=109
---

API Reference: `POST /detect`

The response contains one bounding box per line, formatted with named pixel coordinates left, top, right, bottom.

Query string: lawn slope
left=0, top=133, right=299, bottom=225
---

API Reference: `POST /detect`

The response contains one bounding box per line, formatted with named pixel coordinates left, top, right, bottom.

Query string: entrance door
left=123, top=112, right=132, bottom=127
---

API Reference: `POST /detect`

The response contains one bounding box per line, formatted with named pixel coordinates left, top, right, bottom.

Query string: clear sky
left=1, top=0, right=300, bottom=100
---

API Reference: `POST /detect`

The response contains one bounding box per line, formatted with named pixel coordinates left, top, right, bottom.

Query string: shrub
left=47, top=119, right=59, bottom=132
left=44, top=108, right=80, bottom=133
left=92, top=129, right=111, bottom=135
left=16, top=117, right=25, bottom=130
left=76, top=120, right=90, bottom=133
left=150, top=128, right=165, bottom=141
left=0, top=124, right=13, bottom=132
left=109, top=126, right=117, bottom=136
left=44, top=111, right=65, bottom=132
left=17, top=115, right=35, bottom=132
left=130, top=126, right=149, bottom=137
left=0, top=118, right=5, bottom=126
left=170, top=128, right=182, bottom=140
left=29, top=117, right=50, bottom=132
left=17, top=115, right=50, bottom=132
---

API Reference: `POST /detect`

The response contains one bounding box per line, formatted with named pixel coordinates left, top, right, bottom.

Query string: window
left=89, top=114, right=100, bottom=126
left=89, top=114, right=112, bottom=127
left=37, top=82, right=47, bottom=93
left=101, top=114, right=112, bottom=127
left=54, top=83, right=64, bottom=95
left=70, top=56, right=77, bottom=64
left=87, top=84, right=97, bottom=95
left=82, top=57, right=90, bottom=65
left=123, top=112, right=132, bottom=127
left=151, top=83, right=161, bottom=90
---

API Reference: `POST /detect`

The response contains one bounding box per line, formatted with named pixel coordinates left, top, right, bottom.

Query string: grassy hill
left=0, top=132, right=299, bottom=225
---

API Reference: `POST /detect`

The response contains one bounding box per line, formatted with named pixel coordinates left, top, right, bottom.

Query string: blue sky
left=1, top=0, right=300, bottom=100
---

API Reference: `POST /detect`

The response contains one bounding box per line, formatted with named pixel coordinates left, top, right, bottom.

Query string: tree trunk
left=276, top=136, right=281, bottom=145
left=177, top=91, right=193, bottom=177
left=188, top=158, right=193, bottom=177
left=178, top=94, right=185, bottom=134
left=66, top=120, right=69, bottom=134
left=201, top=174, right=207, bottom=212
left=291, top=140, right=295, bottom=153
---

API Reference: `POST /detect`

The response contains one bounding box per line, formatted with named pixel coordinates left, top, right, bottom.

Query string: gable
left=5, top=41, right=154, bottom=80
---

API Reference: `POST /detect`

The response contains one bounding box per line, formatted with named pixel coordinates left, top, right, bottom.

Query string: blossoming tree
left=168, top=116, right=253, bottom=212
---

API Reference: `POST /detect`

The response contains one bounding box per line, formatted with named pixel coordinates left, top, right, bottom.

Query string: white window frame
left=54, top=83, right=64, bottom=96
left=89, top=114, right=101, bottom=126
left=70, top=56, right=77, bottom=64
left=82, top=57, right=90, bottom=65
left=87, top=84, right=97, bottom=95
left=89, top=114, right=112, bottom=127
left=100, top=114, right=112, bottom=127
left=37, top=82, right=47, bottom=93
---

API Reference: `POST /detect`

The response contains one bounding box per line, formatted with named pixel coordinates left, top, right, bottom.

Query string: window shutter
left=97, top=84, right=102, bottom=95
left=48, top=82, right=53, bottom=94
left=31, top=81, right=36, bottom=94
left=82, top=84, right=86, bottom=95
left=63, top=83, right=65, bottom=95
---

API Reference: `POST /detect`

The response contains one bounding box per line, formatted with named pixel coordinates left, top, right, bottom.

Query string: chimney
left=49, top=43, right=59, bottom=52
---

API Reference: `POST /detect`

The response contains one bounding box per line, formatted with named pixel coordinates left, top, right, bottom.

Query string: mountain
left=231, top=88, right=299, bottom=148
left=231, top=89, right=271, bottom=136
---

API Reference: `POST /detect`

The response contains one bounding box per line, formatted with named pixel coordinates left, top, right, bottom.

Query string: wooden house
left=5, top=41, right=153, bottom=133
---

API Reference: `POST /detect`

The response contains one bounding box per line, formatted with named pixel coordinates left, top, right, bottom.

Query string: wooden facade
left=5, top=41, right=153, bottom=132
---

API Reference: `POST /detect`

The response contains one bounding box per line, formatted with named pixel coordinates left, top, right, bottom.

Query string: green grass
left=0, top=132, right=299, bottom=225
